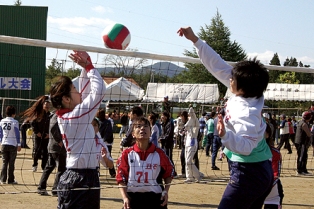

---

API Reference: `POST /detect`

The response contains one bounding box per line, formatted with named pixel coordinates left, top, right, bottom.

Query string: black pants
left=180, top=147, right=185, bottom=174
left=219, top=160, right=273, bottom=209
left=58, top=169, right=100, bottom=209
left=0, top=145, right=17, bottom=183
left=277, top=134, right=292, bottom=153
left=107, top=145, right=116, bottom=176
left=20, top=127, right=28, bottom=148
left=206, top=133, right=214, bottom=156
left=33, top=137, right=49, bottom=170
left=38, top=153, right=66, bottom=194
left=128, top=192, right=167, bottom=209
left=212, top=135, right=222, bottom=167
left=295, top=143, right=308, bottom=173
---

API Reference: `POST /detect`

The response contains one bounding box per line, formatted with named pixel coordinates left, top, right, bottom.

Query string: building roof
left=102, top=76, right=140, bottom=86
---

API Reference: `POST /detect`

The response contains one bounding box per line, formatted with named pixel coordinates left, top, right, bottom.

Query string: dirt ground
left=0, top=135, right=313, bottom=209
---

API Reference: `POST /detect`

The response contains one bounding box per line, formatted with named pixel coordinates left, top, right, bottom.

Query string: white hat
left=262, top=113, right=269, bottom=119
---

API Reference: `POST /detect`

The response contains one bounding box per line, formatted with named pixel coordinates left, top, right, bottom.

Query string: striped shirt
left=199, top=117, right=206, bottom=133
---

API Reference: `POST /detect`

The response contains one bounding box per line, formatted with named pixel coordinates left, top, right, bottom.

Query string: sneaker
left=184, top=179, right=194, bottom=183
left=195, top=173, right=204, bottom=183
left=51, top=193, right=58, bottom=197
left=296, top=172, right=304, bottom=176
left=0, top=181, right=6, bottom=184
left=37, top=189, right=49, bottom=195
left=32, top=166, right=37, bottom=172
left=212, top=166, right=220, bottom=170
left=302, top=171, right=313, bottom=176
left=179, top=174, right=186, bottom=178
left=199, top=172, right=204, bottom=178
left=8, top=181, right=18, bottom=184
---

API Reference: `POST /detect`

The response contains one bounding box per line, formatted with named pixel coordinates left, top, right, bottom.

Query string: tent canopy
left=225, top=83, right=314, bottom=101
left=72, top=77, right=144, bottom=102
left=142, top=83, right=219, bottom=104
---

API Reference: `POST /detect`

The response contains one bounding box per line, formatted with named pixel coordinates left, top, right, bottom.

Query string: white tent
left=142, top=83, right=219, bottom=104
left=105, top=77, right=144, bottom=101
left=72, top=77, right=144, bottom=101
left=224, top=83, right=314, bottom=101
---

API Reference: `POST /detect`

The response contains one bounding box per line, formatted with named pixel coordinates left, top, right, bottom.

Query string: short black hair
left=232, top=57, right=269, bottom=98
left=181, top=111, right=188, bottom=121
left=202, top=112, right=207, bottom=117
left=6, top=106, right=16, bottom=117
left=132, top=106, right=143, bottom=117
left=148, top=112, right=157, bottom=124
left=162, top=111, right=170, bottom=119
left=92, top=118, right=100, bottom=127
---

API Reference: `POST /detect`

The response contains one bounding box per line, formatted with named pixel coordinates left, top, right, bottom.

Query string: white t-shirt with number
left=0, top=117, right=20, bottom=146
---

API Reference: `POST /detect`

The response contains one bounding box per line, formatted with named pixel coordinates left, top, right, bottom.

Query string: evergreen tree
left=283, top=57, right=298, bottom=67
left=45, top=59, right=62, bottom=93
left=64, top=68, right=81, bottom=79
left=268, top=53, right=282, bottom=83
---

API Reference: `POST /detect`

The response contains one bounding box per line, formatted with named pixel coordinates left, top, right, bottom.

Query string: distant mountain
left=96, top=62, right=186, bottom=78
left=144, top=62, right=187, bottom=77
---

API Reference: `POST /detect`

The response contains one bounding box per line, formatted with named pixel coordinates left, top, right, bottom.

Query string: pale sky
left=1, top=0, right=314, bottom=68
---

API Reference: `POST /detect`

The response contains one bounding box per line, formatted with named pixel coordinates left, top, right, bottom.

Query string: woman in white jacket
left=184, top=107, right=202, bottom=183
left=49, top=51, right=106, bottom=209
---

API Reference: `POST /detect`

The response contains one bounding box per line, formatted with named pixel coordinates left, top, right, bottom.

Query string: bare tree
left=14, top=0, right=22, bottom=6
left=102, top=48, right=147, bottom=76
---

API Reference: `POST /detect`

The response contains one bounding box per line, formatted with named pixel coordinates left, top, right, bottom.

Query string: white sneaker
left=32, top=166, right=37, bottom=172
left=0, top=181, right=6, bottom=184
left=184, top=179, right=194, bottom=183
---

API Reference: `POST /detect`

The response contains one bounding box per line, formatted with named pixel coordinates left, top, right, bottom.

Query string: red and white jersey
left=116, top=143, right=174, bottom=193
left=56, top=68, right=106, bottom=169
left=0, top=117, right=20, bottom=146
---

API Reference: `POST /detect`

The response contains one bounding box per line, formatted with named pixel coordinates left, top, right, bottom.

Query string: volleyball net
left=0, top=35, right=313, bottom=196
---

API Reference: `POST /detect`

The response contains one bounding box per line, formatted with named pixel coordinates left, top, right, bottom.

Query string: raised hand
left=177, top=27, right=199, bottom=43
left=69, top=50, right=92, bottom=68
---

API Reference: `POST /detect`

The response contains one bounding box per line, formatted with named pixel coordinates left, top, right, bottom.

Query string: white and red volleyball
left=102, top=23, right=131, bottom=50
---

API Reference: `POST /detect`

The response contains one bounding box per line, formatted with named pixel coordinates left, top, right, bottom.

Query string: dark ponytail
left=49, top=76, right=72, bottom=109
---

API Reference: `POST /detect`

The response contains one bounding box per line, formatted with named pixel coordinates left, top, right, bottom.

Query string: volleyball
left=102, top=23, right=131, bottom=50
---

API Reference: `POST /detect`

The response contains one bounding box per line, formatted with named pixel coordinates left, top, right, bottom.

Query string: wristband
left=85, top=63, right=94, bottom=72
left=162, top=190, right=167, bottom=197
